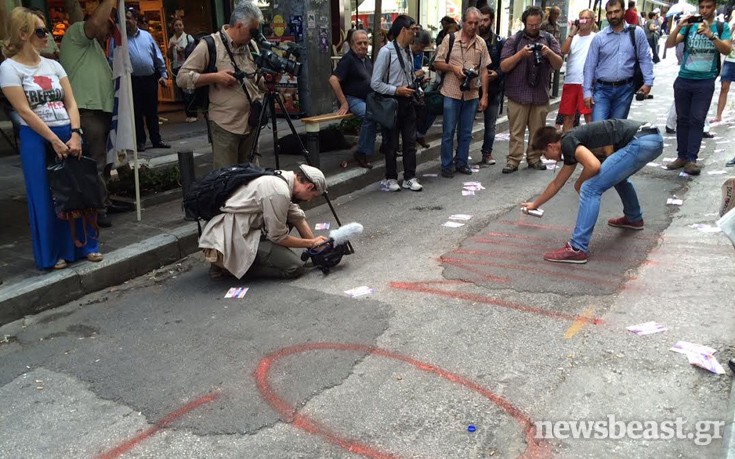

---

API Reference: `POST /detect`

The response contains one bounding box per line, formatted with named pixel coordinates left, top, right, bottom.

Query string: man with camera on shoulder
left=663, top=0, right=732, bottom=176
left=499, top=5, right=563, bottom=174
left=433, top=7, right=490, bottom=178
left=176, top=2, right=265, bottom=169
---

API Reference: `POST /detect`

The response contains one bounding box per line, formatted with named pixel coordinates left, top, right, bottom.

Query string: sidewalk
left=0, top=102, right=520, bottom=325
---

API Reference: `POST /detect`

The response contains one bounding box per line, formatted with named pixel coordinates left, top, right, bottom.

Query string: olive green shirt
left=59, top=22, right=114, bottom=113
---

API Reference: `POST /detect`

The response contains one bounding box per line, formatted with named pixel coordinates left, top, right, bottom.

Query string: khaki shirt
left=198, top=171, right=306, bottom=279
left=436, top=33, right=490, bottom=101
left=177, top=25, right=263, bottom=135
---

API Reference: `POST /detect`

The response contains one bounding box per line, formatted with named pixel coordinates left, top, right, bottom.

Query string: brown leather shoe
left=353, top=152, right=373, bottom=169
left=683, top=161, right=701, bottom=175
left=666, top=157, right=687, bottom=170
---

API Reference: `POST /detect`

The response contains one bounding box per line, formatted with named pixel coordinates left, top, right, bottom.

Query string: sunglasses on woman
left=34, top=27, right=49, bottom=38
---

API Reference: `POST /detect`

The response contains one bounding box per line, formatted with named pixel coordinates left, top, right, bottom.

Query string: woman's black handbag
left=47, top=155, right=104, bottom=214
left=47, top=155, right=103, bottom=247
left=366, top=92, right=398, bottom=130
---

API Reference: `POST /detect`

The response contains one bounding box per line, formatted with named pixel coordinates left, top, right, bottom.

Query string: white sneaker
left=380, top=178, right=401, bottom=192
left=402, top=177, right=423, bottom=191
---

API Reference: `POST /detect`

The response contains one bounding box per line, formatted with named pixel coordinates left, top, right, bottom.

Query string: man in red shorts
left=558, top=9, right=596, bottom=132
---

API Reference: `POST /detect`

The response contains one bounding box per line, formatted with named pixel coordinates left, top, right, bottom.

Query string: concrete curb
left=724, top=376, right=735, bottom=458
left=0, top=99, right=554, bottom=326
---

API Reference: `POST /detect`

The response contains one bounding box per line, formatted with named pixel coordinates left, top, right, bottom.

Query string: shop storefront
left=9, top=0, right=216, bottom=102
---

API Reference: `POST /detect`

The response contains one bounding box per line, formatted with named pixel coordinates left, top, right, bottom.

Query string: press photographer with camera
left=663, top=0, right=732, bottom=176
left=499, top=5, right=563, bottom=174
left=558, top=9, right=597, bottom=132
left=176, top=2, right=265, bottom=169
left=432, top=7, right=491, bottom=178
left=199, top=164, right=329, bottom=280
left=370, top=15, right=423, bottom=192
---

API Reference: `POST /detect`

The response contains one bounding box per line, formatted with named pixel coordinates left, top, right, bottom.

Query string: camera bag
left=426, top=33, right=455, bottom=115
left=185, top=34, right=217, bottom=113
left=183, top=163, right=285, bottom=222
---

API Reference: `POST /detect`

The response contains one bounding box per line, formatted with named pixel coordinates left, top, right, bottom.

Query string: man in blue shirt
left=664, top=0, right=732, bottom=176
left=125, top=8, right=170, bottom=152
left=583, top=0, right=654, bottom=121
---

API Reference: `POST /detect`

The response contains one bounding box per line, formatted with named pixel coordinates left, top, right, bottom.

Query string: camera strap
left=392, top=40, right=414, bottom=87
left=219, top=31, right=256, bottom=104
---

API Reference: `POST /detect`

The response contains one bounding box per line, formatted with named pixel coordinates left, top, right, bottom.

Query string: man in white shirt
left=558, top=9, right=596, bottom=132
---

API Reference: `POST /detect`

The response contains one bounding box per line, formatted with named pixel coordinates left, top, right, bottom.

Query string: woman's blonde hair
left=2, top=7, right=40, bottom=58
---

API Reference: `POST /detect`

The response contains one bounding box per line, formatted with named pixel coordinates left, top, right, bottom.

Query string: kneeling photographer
left=176, top=2, right=266, bottom=169
left=200, top=165, right=329, bottom=280
left=433, top=6, right=491, bottom=178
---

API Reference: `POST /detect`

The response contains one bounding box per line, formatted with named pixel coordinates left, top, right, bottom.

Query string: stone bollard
left=178, top=150, right=196, bottom=221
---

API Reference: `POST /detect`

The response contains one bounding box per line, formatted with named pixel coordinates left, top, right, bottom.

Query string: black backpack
left=185, top=33, right=217, bottom=113
left=183, top=163, right=285, bottom=222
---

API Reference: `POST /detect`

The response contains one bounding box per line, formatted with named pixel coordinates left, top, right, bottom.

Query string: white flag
left=106, top=1, right=135, bottom=168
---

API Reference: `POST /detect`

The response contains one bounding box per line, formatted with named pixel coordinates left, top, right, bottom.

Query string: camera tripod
left=246, top=70, right=354, bottom=254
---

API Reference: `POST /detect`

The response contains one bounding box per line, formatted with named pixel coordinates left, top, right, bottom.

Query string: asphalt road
left=1, top=56, right=734, bottom=459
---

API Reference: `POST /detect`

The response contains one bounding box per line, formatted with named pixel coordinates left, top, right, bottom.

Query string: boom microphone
left=329, top=222, right=363, bottom=245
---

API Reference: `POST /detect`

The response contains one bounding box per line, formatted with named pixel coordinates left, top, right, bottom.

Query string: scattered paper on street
left=315, top=222, right=330, bottom=230
left=224, top=287, right=249, bottom=299
left=662, top=157, right=677, bottom=162
left=670, top=341, right=717, bottom=356
left=463, top=182, right=485, bottom=191
left=344, top=286, right=374, bottom=297
left=679, top=171, right=690, bottom=178
left=495, top=133, right=510, bottom=141
left=707, top=170, right=727, bottom=175
left=646, top=162, right=660, bottom=167
left=716, top=140, right=730, bottom=144
left=715, top=148, right=725, bottom=153
left=667, top=197, right=683, bottom=205
left=689, top=223, right=722, bottom=233
left=626, top=321, right=667, bottom=335
left=423, top=173, right=438, bottom=177
left=443, top=221, right=465, bottom=228
left=686, top=352, right=726, bottom=375
left=462, top=190, right=475, bottom=196
left=449, top=214, right=473, bottom=221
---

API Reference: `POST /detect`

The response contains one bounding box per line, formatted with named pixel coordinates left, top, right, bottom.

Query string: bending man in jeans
left=522, top=119, right=663, bottom=264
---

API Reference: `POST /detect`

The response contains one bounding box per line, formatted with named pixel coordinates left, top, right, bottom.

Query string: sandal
left=86, top=252, right=103, bottom=262
left=54, top=259, right=68, bottom=269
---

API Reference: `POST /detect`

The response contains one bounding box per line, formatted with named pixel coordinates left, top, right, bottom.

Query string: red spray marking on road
left=254, top=342, right=551, bottom=459
left=439, top=257, right=511, bottom=283
left=96, top=390, right=220, bottom=459
left=440, top=256, right=623, bottom=288
left=390, top=281, right=604, bottom=325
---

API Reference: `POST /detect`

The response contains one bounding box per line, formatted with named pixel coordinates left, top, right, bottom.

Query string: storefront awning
left=353, top=0, right=403, bottom=14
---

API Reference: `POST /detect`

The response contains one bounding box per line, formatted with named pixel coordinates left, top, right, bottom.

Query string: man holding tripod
left=177, top=2, right=265, bottom=169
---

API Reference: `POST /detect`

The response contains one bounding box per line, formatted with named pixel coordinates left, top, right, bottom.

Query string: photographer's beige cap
left=299, top=164, right=327, bottom=194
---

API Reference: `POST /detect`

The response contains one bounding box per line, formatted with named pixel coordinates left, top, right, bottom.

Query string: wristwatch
left=71, top=127, right=83, bottom=135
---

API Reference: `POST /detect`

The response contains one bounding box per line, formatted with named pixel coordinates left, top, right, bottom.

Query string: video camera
left=252, top=31, right=303, bottom=76
left=300, top=222, right=363, bottom=274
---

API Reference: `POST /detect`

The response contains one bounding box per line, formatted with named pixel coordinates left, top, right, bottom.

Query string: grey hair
left=463, top=6, right=481, bottom=22
left=230, top=1, right=264, bottom=27
left=351, top=29, right=368, bottom=44
left=413, top=29, right=431, bottom=47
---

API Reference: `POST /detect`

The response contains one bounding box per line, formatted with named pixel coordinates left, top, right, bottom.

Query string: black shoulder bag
left=366, top=49, right=399, bottom=130
left=628, top=26, right=645, bottom=90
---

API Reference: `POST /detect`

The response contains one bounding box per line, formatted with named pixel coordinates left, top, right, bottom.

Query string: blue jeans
left=591, top=82, right=635, bottom=121
left=346, top=95, right=376, bottom=157
left=481, top=91, right=502, bottom=154
left=570, top=132, right=664, bottom=253
left=673, top=76, right=715, bottom=163
left=441, top=96, right=479, bottom=169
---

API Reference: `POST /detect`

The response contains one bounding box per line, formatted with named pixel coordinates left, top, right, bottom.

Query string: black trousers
left=385, top=98, right=417, bottom=180
left=131, top=74, right=162, bottom=146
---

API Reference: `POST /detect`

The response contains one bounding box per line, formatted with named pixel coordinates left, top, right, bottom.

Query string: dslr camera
left=687, top=14, right=704, bottom=24
left=459, top=68, right=479, bottom=91
left=252, top=31, right=302, bottom=76
left=528, top=42, right=544, bottom=66
left=409, top=76, right=425, bottom=95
